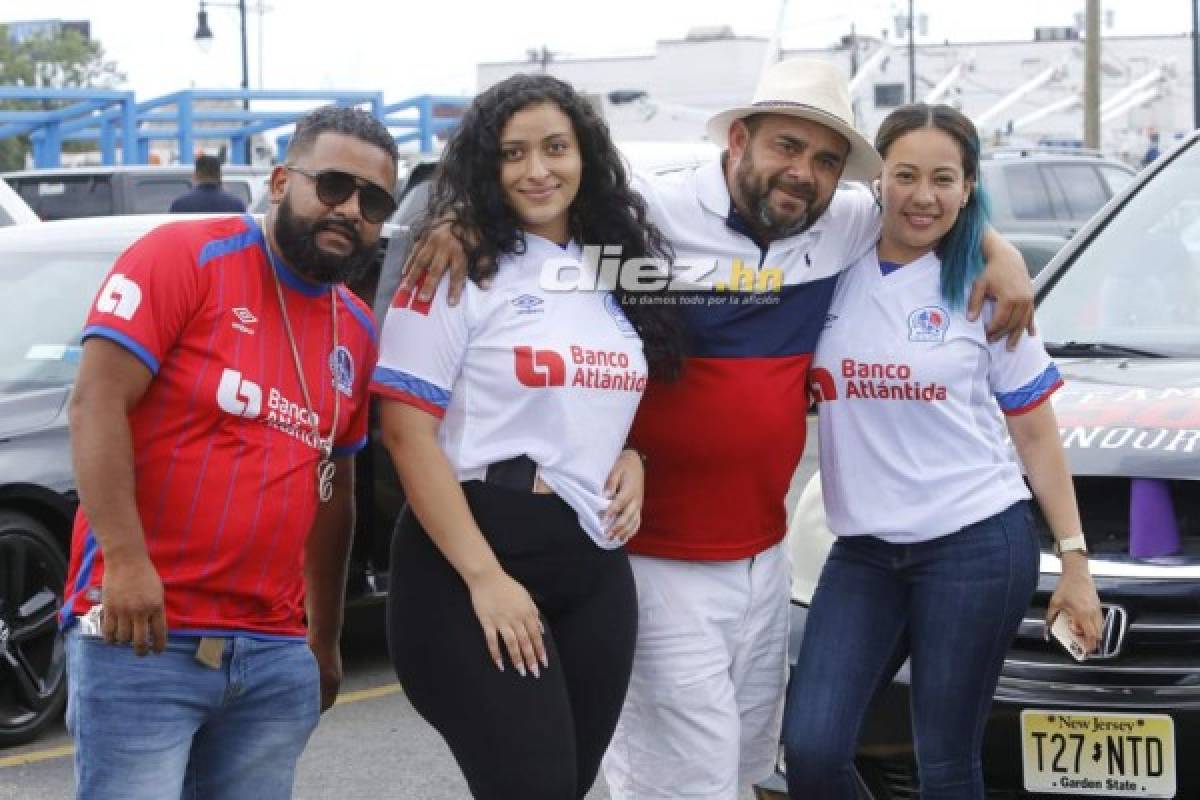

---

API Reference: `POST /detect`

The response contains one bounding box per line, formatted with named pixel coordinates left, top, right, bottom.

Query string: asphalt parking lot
left=0, top=612, right=769, bottom=800
left=0, top=607, right=603, bottom=800
left=0, top=440, right=819, bottom=800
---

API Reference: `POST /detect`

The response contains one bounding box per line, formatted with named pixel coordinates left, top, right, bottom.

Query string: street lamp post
left=195, top=0, right=252, bottom=164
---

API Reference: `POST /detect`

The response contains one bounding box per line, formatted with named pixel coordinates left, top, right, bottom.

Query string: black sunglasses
left=285, top=166, right=397, bottom=224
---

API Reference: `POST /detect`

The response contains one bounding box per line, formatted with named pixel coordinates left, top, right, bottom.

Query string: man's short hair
left=286, top=106, right=399, bottom=164
left=194, top=154, right=223, bottom=183
left=740, top=113, right=767, bottom=138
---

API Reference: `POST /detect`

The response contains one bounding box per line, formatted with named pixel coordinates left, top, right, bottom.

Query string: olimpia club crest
left=908, top=306, right=950, bottom=343
left=329, top=345, right=355, bottom=397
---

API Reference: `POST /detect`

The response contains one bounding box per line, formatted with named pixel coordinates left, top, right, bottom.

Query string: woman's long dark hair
left=421, top=73, right=684, bottom=379
left=875, top=103, right=991, bottom=310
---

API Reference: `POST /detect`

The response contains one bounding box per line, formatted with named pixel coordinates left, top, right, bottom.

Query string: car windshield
left=1038, top=141, right=1200, bottom=358
left=0, top=249, right=118, bottom=393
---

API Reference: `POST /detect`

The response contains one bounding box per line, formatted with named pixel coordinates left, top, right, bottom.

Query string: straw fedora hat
left=706, top=58, right=882, bottom=181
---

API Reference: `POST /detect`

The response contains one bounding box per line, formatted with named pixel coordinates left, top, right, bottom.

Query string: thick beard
left=272, top=195, right=380, bottom=285
left=735, top=151, right=830, bottom=240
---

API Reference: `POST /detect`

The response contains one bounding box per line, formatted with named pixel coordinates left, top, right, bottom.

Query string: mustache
left=768, top=175, right=816, bottom=203
left=313, top=218, right=361, bottom=247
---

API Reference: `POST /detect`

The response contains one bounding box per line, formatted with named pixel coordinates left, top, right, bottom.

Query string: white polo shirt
left=371, top=234, right=648, bottom=548
left=810, top=248, right=1063, bottom=543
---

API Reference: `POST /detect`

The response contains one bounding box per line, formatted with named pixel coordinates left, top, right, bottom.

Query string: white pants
left=603, top=544, right=790, bottom=800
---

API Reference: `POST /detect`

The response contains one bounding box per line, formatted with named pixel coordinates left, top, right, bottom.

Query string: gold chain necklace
left=266, top=238, right=341, bottom=503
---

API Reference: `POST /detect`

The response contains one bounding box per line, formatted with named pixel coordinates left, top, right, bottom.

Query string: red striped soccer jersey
left=62, top=215, right=377, bottom=637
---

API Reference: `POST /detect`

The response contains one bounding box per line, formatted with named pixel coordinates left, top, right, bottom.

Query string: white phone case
left=1050, top=613, right=1089, bottom=662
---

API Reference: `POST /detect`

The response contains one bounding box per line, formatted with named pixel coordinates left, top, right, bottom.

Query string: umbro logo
left=231, top=307, right=258, bottom=335
left=511, top=293, right=545, bottom=315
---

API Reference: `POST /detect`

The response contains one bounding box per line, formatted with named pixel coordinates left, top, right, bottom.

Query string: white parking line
left=0, top=682, right=404, bottom=770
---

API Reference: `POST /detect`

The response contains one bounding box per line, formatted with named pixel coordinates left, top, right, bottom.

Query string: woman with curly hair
left=370, top=73, right=684, bottom=799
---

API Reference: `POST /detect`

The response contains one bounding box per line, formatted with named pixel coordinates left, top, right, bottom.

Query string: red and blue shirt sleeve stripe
left=371, top=366, right=451, bottom=419
left=995, top=364, right=1064, bottom=415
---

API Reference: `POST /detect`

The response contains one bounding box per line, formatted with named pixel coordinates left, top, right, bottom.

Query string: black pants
left=387, top=481, right=638, bottom=800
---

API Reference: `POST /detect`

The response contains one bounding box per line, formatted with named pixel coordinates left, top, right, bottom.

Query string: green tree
left=0, top=26, right=125, bottom=171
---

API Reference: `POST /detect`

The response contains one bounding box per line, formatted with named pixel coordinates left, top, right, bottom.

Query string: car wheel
left=0, top=511, right=68, bottom=747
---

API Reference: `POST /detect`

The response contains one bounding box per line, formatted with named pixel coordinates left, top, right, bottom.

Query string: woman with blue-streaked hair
left=782, top=103, right=1104, bottom=800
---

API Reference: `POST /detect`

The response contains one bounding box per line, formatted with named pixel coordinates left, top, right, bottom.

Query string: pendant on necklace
left=317, top=440, right=336, bottom=503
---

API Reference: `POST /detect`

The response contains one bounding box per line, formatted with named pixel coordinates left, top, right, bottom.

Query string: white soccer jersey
left=810, top=249, right=1063, bottom=542
left=371, top=234, right=648, bottom=548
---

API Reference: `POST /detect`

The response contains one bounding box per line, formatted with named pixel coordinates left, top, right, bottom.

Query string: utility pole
left=527, top=45, right=555, bottom=73
left=1193, top=0, right=1199, bottom=129
left=849, top=23, right=859, bottom=75
left=1084, top=0, right=1101, bottom=148
left=238, top=0, right=250, bottom=164
left=908, top=0, right=916, bottom=102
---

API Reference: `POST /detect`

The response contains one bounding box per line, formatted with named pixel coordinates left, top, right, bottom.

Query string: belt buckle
left=194, top=637, right=226, bottom=669
left=483, top=455, right=538, bottom=492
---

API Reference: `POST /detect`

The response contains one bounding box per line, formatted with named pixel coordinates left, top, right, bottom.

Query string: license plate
left=1021, top=710, right=1176, bottom=797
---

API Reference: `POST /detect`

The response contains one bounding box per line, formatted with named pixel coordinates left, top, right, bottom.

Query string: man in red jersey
left=62, top=106, right=397, bottom=800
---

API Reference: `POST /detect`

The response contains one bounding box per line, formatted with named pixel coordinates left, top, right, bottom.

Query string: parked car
left=0, top=213, right=397, bottom=747
left=1006, top=231, right=1072, bottom=278
left=2, top=166, right=269, bottom=221
left=981, top=146, right=1135, bottom=247
left=766, top=130, right=1200, bottom=799
left=0, top=178, right=38, bottom=227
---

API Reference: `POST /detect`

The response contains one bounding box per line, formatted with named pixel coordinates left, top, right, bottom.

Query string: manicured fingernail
left=531, top=663, right=540, bottom=679
left=516, top=664, right=526, bottom=677
left=497, top=661, right=504, bottom=672
left=541, top=654, right=549, bottom=668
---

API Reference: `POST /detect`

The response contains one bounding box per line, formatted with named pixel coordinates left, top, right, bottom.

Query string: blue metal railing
left=0, top=88, right=468, bottom=167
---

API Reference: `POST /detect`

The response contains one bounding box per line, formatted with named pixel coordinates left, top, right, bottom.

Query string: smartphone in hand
left=1049, top=613, right=1091, bottom=662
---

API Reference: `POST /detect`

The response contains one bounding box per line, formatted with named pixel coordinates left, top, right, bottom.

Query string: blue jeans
left=65, top=631, right=320, bottom=800
left=782, top=501, right=1038, bottom=800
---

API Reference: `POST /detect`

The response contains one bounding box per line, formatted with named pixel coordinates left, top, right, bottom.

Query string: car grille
left=857, top=758, right=1024, bottom=799
left=1000, top=476, right=1200, bottom=699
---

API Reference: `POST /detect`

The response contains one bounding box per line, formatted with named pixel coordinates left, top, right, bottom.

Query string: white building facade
left=478, top=28, right=1193, bottom=164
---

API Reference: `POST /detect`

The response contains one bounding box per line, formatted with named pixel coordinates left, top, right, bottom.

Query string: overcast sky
left=3, top=0, right=1192, bottom=101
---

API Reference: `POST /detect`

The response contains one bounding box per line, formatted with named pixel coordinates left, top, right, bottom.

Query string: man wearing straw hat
left=400, top=57, right=1033, bottom=799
